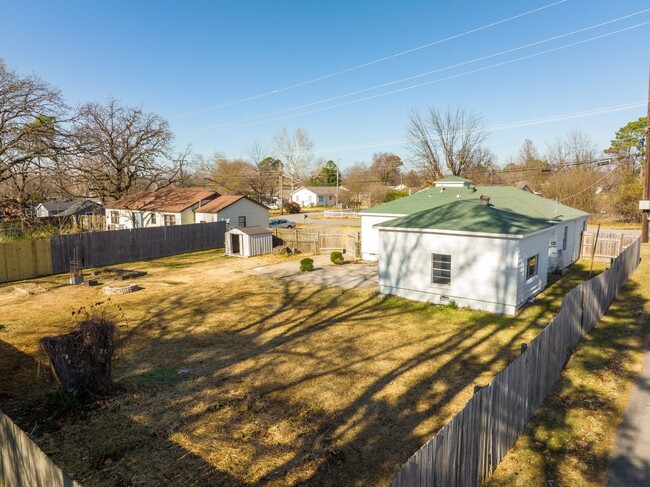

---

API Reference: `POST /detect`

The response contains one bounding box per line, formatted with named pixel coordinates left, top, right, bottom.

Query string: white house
left=290, top=186, right=340, bottom=207
left=360, top=176, right=587, bottom=269
left=369, top=178, right=589, bottom=315
left=105, top=187, right=218, bottom=229
left=194, top=195, right=269, bottom=228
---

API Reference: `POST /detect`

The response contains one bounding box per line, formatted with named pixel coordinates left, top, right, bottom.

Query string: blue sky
left=1, top=0, right=648, bottom=170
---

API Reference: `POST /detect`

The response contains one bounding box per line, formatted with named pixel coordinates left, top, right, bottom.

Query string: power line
left=315, top=101, right=645, bottom=154
left=189, top=8, right=650, bottom=134
left=191, top=20, right=650, bottom=135
left=171, top=0, right=567, bottom=119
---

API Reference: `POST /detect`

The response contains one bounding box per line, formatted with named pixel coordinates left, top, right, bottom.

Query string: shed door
left=231, top=234, right=241, bottom=254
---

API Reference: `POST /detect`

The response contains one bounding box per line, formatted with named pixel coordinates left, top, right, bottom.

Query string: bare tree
left=370, top=152, right=402, bottom=185
left=406, top=106, right=489, bottom=182
left=63, top=98, right=183, bottom=200
left=0, top=60, right=70, bottom=211
left=546, top=130, right=600, bottom=166
left=273, top=127, right=314, bottom=190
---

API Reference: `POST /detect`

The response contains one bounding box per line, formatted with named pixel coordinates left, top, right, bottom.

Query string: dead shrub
left=41, top=314, right=117, bottom=396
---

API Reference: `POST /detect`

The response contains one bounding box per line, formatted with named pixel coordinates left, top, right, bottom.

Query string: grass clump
left=330, top=251, right=344, bottom=265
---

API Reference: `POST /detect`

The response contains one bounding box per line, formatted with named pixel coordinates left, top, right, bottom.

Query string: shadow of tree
left=0, top=250, right=608, bottom=486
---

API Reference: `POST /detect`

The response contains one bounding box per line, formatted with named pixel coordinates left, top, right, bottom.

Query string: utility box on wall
left=639, top=200, right=650, bottom=210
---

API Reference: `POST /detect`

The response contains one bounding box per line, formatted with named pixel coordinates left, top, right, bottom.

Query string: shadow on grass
left=2, top=256, right=610, bottom=486
left=485, top=275, right=650, bottom=487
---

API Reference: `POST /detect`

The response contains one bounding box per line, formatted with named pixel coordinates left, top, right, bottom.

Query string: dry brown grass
left=0, top=249, right=604, bottom=486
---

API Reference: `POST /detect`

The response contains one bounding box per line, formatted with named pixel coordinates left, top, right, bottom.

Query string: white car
left=269, top=218, right=294, bottom=229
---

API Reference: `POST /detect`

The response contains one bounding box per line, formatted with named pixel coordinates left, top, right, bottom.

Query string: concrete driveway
left=246, top=254, right=377, bottom=290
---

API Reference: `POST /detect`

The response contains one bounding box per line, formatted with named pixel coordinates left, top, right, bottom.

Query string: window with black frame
left=431, top=253, right=451, bottom=285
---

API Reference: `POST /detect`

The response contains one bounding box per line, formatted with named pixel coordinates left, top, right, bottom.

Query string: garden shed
left=225, top=226, right=272, bottom=257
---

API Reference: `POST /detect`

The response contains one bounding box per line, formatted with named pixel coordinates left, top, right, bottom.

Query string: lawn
left=485, top=243, right=650, bottom=487
left=0, top=250, right=604, bottom=486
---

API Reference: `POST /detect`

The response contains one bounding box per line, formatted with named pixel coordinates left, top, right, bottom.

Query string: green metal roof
left=360, top=185, right=588, bottom=223
left=377, top=200, right=556, bottom=235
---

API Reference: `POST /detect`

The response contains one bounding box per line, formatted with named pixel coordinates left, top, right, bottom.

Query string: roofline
left=374, top=223, right=558, bottom=240
left=194, top=195, right=269, bottom=213
left=358, top=212, right=408, bottom=218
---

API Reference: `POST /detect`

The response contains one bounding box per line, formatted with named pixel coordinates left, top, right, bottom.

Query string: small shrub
left=300, top=258, right=314, bottom=272
left=284, top=201, right=301, bottom=214
left=330, top=251, right=344, bottom=265
left=445, top=299, right=458, bottom=309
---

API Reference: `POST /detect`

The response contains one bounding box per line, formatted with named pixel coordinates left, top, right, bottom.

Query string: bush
left=300, top=258, right=314, bottom=272
left=330, top=251, right=344, bottom=265
left=284, top=201, right=301, bottom=214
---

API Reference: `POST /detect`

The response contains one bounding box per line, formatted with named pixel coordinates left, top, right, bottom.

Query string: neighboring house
left=195, top=195, right=269, bottom=229
left=35, top=199, right=104, bottom=218
left=105, top=187, right=218, bottom=229
left=290, top=186, right=342, bottom=207
left=362, top=177, right=588, bottom=315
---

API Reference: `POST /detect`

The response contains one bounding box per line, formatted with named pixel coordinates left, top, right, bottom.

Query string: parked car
left=269, top=218, right=294, bottom=229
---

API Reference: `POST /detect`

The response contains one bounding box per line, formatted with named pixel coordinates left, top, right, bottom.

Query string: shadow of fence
left=389, top=239, right=642, bottom=487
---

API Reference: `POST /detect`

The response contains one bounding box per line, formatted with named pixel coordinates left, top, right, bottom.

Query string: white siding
left=180, top=208, right=194, bottom=225
left=546, top=218, right=587, bottom=271
left=106, top=210, right=183, bottom=229
left=291, top=189, right=317, bottom=207
left=361, top=214, right=404, bottom=261
left=225, top=229, right=272, bottom=257
left=377, top=230, right=520, bottom=314
left=197, top=199, right=268, bottom=228
left=516, top=231, right=551, bottom=307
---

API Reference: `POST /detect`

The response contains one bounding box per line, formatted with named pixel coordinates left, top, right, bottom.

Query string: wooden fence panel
left=0, top=239, right=52, bottom=283
left=1, top=411, right=80, bottom=487
left=50, top=222, right=226, bottom=274
left=389, top=237, right=641, bottom=486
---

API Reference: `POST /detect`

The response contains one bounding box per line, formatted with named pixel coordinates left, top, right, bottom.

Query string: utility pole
left=279, top=162, right=284, bottom=216
left=642, top=70, right=650, bottom=243
left=336, top=158, right=340, bottom=209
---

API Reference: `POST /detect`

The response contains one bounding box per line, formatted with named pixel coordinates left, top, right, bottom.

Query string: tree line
left=1, top=59, right=645, bottom=222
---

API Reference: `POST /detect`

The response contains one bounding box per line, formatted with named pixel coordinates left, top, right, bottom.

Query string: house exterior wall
left=291, top=189, right=317, bottom=207
left=546, top=217, right=587, bottom=271
left=516, top=230, right=551, bottom=307
left=195, top=200, right=268, bottom=228
left=361, top=214, right=404, bottom=261
left=377, top=230, right=520, bottom=315
left=106, top=210, right=183, bottom=229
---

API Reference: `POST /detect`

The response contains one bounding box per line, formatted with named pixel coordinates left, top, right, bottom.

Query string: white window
left=526, top=255, right=538, bottom=280
left=110, top=211, right=119, bottom=224
left=164, top=214, right=176, bottom=226
left=562, top=226, right=568, bottom=251
left=431, top=253, right=451, bottom=285
left=151, top=213, right=157, bottom=225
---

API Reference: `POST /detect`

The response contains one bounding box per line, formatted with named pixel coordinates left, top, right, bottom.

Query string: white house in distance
left=290, top=186, right=341, bottom=207
left=105, top=187, right=218, bottom=229
left=362, top=176, right=588, bottom=315
left=194, top=195, right=269, bottom=228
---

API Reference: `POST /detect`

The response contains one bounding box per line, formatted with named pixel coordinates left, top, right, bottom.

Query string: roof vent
left=480, top=195, right=491, bottom=206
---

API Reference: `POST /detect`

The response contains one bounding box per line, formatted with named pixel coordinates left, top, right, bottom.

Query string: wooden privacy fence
left=0, top=222, right=226, bottom=283
left=273, top=228, right=361, bottom=258
left=580, top=231, right=638, bottom=262
left=390, top=238, right=641, bottom=487
left=50, top=222, right=226, bottom=274
left=1, top=411, right=81, bottom=487
left=0, top=239, right=52, bottom=283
